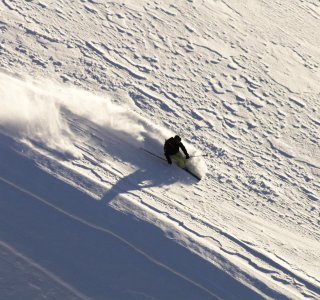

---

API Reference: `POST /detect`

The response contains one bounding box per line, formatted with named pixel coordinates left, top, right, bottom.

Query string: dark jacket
left=164, top=137, right=189, bottom=164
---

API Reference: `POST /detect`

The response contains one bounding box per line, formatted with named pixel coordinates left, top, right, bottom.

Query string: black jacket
left=164, top=137, right=189, bottom=164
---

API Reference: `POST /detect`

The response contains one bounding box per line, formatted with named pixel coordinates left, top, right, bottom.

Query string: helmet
left=174, top=135, right=181, bottom=142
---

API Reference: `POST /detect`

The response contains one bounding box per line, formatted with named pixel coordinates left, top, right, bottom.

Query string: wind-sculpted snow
left=0, top=0, right=319, bottom=299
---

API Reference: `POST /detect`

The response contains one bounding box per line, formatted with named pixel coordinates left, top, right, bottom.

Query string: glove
left=186, top=154, right=190, bottom=159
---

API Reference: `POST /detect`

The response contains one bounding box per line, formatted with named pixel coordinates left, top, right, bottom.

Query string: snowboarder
left=164, top=135, right=190, bottom=168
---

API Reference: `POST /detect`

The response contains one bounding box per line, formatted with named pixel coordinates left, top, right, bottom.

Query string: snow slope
left=0, top=0, right=319, bottom=299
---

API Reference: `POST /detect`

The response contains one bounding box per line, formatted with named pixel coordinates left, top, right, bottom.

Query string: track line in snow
left=1, top=0, right=320, bottom=297
left=123, top=187, right=320, bottom=297
left=0, top=175, right=222, bottom=300
left=0, top=240, right=90, bottom=300
left=58, top=127, right=319, bottom=297
left=74, top=148, right=318, bottom=297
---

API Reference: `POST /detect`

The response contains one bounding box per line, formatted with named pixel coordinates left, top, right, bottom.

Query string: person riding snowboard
left=164, top=135, right=190, bottom=168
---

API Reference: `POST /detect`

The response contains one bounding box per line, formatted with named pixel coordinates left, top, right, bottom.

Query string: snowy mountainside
left=0, top=0, right=320, bottom=299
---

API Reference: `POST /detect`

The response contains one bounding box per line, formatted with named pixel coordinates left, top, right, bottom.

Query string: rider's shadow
left=102, top=167, right=177, bottom=204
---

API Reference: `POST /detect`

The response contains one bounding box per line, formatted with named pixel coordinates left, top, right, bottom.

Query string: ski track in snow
left=0, top=0, right=320, bottom=299
left=0, top=175, right=221, bottom=300
left=0, top=240, right=89, bottom=300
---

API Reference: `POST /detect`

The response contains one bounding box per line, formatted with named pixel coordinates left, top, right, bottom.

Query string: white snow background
left=0, top=0, right=319, bottom=299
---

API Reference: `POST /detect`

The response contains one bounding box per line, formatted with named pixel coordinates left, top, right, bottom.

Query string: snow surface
left=0, top=0, right=320, bottom=299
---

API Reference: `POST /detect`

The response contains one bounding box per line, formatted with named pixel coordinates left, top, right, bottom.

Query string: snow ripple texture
left=0, top=0, right=319, bottom=299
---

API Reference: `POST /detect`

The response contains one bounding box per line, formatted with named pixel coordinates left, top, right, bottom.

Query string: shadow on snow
left=0, top=133, right=288, bottom=300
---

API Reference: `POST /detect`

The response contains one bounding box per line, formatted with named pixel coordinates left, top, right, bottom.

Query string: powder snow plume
left=0, top=73, right=79, bottom=156
left=0, top=73, right=145, bottom=157
left=0, top=73, right=207, bottom=177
